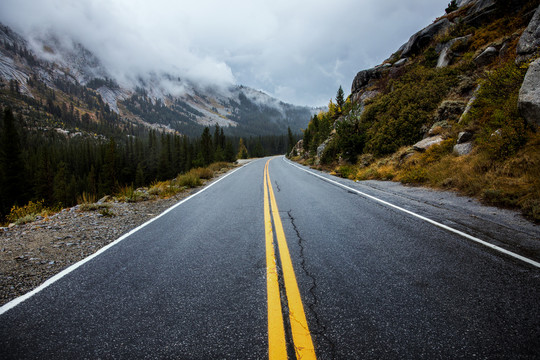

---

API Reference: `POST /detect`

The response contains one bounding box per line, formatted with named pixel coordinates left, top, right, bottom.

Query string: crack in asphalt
left=274, top=180, right=281, bottom=192
left=287, top=210, right=336, bottom=360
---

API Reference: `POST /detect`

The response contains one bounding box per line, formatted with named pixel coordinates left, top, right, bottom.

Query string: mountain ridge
left=0, top=23, right=314, bottom=137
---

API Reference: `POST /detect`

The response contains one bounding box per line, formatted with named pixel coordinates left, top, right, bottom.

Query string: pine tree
left=336, top=86, right=345, bottom=113
left=200, top=127, right=213, bottom=166
left=101, top=139, right=117, bottom=195
left=53, top=162, right=68, bottom=206
left=237, top=138, right=248, bottom=159
left=224, top=141, right=236, bottom=162
left=135, top=162, right=145, bottom=187
left=0, top=107, right=26, bottom=216
left=287, top=127, right=295, bottom=155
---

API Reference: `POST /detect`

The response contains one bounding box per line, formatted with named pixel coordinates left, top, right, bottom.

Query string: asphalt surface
left=1, top=156, right=539, bottom=359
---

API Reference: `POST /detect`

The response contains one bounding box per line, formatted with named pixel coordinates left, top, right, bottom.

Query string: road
left=1, top=156, right=539, bottom=359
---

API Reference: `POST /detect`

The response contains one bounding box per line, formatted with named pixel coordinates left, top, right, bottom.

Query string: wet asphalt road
left=1, top=157, right=539, bottom=359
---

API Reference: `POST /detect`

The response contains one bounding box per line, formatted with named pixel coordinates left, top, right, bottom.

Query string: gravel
left=0, top=185, right=206, bottom=306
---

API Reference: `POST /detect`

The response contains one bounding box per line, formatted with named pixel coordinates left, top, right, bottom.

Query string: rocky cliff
left=294, top=0, right=540, bottom=222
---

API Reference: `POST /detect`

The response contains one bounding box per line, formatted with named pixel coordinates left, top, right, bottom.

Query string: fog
left=0, top=0, right=450, bottom=106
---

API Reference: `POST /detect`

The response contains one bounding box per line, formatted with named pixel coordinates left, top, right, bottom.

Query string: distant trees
left=0, top=108, right=26, bottom=215
left=0, top=100, right=300, bottom=222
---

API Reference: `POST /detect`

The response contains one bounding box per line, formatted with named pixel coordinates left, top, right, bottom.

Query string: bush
left=364, top=67, right=459, bottom=156
left=176, top=173, right=202, bottom=188
left=466, top=62, right=528, bottom=159
left=6, top=200, right=57, bottom=224
left=189, top=167, right=213, bottom=180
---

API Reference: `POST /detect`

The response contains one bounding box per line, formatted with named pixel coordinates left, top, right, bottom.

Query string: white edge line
left=0, top=162, right=252, bottom=315
left=283, top=157, right=540, bottom=269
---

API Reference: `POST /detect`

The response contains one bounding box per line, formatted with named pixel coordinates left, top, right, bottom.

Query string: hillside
left=291, top=0, right=540, bottom=222
left=0, top=24, right=313, bottom=138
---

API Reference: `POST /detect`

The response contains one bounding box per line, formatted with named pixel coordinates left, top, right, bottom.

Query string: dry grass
left=337, top=134, right=540, bottom=222
left=5, top=200, right=61, bottom=225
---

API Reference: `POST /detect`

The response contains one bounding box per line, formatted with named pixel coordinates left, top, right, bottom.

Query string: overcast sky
left=0, top=0, right=450, bottom=106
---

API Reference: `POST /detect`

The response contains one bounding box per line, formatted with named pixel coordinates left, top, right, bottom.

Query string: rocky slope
left=292, top=0, right=540, bottom=222
left=0, top=24, right=313, bottom=137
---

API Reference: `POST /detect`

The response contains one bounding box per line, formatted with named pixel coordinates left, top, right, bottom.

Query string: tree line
left=0, top=107, right=298, bottom=221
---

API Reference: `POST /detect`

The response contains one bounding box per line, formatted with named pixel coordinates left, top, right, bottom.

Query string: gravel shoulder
left=0, top=168, right=238, bottom=307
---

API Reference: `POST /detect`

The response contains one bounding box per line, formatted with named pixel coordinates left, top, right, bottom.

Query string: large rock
left=518, top=58, right=540, bottom=127
left=436, top=35, right=471, bottom=68
left=457, top=131, right=474, bottom=144
left=517, top=5, right=540, bottom=63
left=413, top=136, right=444, bottom=152
left=453, top=142, right=473, bottom=156
left=462, top=0, right=497, bottom=27
left=474, top=46, right=498, bottom=66
left=459, top=84, right=481, bottom=122
left=401, top=18, right=451, bottom=57
left=351, top=67, right=382, bottom=94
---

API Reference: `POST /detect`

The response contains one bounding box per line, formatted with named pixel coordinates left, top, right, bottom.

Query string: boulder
left=457, top=131, right=474, bottom=144
left=393, top=58, right=407, bottom=67
left=517, top=5, right=540, bottom=63
left=413, top=135, right=444, bottom=152
left=453, top=142, right=473, bottom=156
left=518, top=58, right=540, bottom=127
left=316, top=137, right=332, bottom=159
left=474, top=46, right=498, bottom=66
left=289, top=139, right=304, bottom=158
left=436, top=35, right=471, bottom=68
left=462, top=0, right=497, bottom=27
left=351, top=67, right=382, bottom=94
left=459, top=84, right=481, bottom=122
left=401, top=18, right=451, bottom=57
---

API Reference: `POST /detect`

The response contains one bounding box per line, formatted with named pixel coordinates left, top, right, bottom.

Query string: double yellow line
left=264, top=158, right=316, bottom=360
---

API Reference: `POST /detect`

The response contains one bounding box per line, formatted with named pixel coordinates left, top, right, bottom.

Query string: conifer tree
left=237, top=138, right=248, bottom=159
left=287, top=127, right=295, bottom=155
left=200, top=127, right=213, bottom=166
left=336, top=86, right=345, bottom=113
left=0, top=107, right=26, bottom=215
left=224, top=141, right=236, bottom=162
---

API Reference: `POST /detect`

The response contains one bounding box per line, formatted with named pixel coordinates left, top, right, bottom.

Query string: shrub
left=467, top=62, right=528, bottom=159
left=77, top=192, right=97, bottom=205
left=176, top=173, right=202, bottom=188
left=364, top=67, right=459, bottom=156
left=336, top=165, right=356, bottom=179
left=7, top=200, right=46, bottom=224
left=189, top=167, right=213, bottom=180
left=208, top=162, right=233, bottom=173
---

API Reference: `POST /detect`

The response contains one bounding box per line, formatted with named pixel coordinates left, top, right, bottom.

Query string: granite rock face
left=517, top=5, right=540, bottom=63
left=351, top=67, right=382, bottom=94
left=401, top=19, right=451, bottom=57
left=518, top=58, right=540, bottom=127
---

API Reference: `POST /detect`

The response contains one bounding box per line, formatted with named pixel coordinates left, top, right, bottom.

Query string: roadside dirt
left=0, top=158, right=247, bottom=309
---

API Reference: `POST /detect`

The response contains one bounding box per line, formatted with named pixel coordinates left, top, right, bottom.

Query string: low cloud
left=0, top=0, right=449, bottom=106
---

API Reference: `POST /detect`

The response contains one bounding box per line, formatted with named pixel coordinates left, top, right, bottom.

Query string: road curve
left=1, top=156, right=539, bottom=359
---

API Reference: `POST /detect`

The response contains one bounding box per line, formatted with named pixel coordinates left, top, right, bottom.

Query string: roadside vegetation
left=291, top=1, right=540, bottom=222
left=2, top=161, right=236, bottom=226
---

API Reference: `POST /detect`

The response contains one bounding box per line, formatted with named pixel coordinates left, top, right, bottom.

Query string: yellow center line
left=264, top=158, right=317, bottom=360
left=264, top=161, right=287, bottom=360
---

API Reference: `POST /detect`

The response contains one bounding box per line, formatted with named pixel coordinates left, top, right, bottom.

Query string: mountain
left=292, top=0, right=540, bottom=222
left=0, top=24, right=314, bottom=138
